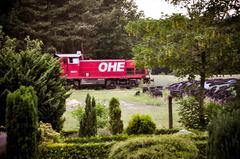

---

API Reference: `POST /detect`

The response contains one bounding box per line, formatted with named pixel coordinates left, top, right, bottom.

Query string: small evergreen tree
left=208, top=110, right=240, bottom=159
left=6, top=86, right=38, bottom=159
left=109, top=97, right=123, bottom=135
left=79, top=94, right=97, bottom=137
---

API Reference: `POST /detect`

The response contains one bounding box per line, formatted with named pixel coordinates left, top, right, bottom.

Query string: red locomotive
left=56, top=51, right=150, bottom=88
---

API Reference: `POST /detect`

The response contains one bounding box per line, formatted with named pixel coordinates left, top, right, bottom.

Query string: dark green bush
left=109, top=135, right=198, bottom=159
left=126, top=114, right=156, bottom=135
left=208, top=110, right=240, bottom=159
left=6, top=86, right=38, bottom=159
left=79, top=94, right=97, bottom=137
left=178, top=96, right=208, bottom=130
left=109, top=97, right=123, bottom=135
left=39, top=142, right=114, bottom=159
left=0, top=35, right=69, bottom=131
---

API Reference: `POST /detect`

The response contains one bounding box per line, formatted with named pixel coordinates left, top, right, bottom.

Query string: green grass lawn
left=63, top=87, right=182, bottom=131
left=63, top=74, right=240, bottom=131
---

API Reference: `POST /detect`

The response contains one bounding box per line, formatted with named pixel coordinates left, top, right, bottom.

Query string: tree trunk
left=199, top=51, right=206, bottom=129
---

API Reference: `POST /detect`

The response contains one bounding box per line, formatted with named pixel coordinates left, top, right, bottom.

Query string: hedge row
left=39, top=142, right=114, bottom=159
left=64, top=134, right=129, bottom=144
left=40, top=132, right=208, bottom=159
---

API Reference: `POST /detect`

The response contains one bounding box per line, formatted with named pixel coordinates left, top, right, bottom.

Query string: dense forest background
left=0, top=0, right=142, bottom=59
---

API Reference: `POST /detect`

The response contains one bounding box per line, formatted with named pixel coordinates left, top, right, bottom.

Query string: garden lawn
left=63, top=88, right=181, bottom=131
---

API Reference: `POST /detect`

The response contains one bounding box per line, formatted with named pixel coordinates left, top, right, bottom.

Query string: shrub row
left=39, top=142, right=114, bottom=159
left=64, top=134, right=129, bottom=144
left=154, top=128, right=180, bottom=135
left=64, top=128, right=182, bottom=144
left=39, top=133, right=208, bottom=159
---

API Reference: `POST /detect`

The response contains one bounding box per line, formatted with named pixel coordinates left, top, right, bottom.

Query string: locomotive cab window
left=127, top=68, right=134, bottom=75
left=69, top=57, right=79, bottom=64
left=136, top=68, right=145, bottom=74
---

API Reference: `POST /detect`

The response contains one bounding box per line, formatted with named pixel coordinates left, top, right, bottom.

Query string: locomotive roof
left=55, top=53, right=82, bottom=58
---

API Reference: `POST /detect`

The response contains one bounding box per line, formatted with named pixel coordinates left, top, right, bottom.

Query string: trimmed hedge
left=154, top=128, right=180, bottom=135
left=109, top=135, right=198, bottom=159
left=64, top=134, right=129, bottom=144
left=39, top=142, right=114, bottom=159
left=40, top=132, right=208, bottom=159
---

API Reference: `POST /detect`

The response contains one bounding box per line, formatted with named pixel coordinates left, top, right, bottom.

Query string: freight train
left=56, top=51, right=150, bottom=88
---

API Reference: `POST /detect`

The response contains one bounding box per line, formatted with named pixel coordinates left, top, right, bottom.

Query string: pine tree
left=6, top=86, right=38, bottom=159
left=109, top=97, right=123, bottom=135
left=79, top=94, right=97, bottom=137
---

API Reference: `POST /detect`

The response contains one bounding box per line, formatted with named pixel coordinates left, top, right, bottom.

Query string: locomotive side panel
left=79, top=60, right=127, bottom=79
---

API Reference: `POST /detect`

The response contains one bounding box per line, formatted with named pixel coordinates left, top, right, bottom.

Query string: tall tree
left=94, top=0, right=142, bottom=59
left=126, top=1, right=239, bottom=127
left=0, top=0, right=142, bottom=58
left=1, top=0, right=98, bottom=53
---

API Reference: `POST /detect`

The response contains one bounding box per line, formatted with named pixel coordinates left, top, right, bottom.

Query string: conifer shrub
left=126, top=114, right=156, bottom=135
left=0, top=34, right=69, bottom=131
left=72, top=103, right=108, bottom=129
left=109, top=97, right=123, bottom=135
left=79, top=94, right=97, bottom=137
left=208, top=110, right=240, bottom=159
left=109, top=135, right=198, bottom=159
left=6, top=86, right=38, bottom=159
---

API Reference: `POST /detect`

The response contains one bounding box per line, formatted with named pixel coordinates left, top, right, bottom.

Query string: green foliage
left=96, top=103, right=108, bottom=128
left=109, top=97, right=123, bottom=135
left=126, top=114, right=156, bottom=135
left=39, top=142, right=114, bottom=159
left=72, top=103, right=108, bottom=129
left=178, top=96, right=208, bottom=130
left=205, top=102, right=223, bottom=120
left=154, top=128, right=180, bottom=135
left=64, top=134, right=129, bottom=144
left=0, top=0, right=141, bottom=58
left=208, top=110, right=240, bottom=159
left=71, top=106, right=85, bottom=121
left=79, top=94, right=97, bottom=137
left=38, top=121, right=60, bottom=143
left=6, top=86, right=38, bottom=159
left=0, top=34, right=70, bottom=131
left=109, top=135, right=198, bottom=159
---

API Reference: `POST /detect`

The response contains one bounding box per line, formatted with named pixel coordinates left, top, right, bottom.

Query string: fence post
left=168, top=95, right=173, bottom=129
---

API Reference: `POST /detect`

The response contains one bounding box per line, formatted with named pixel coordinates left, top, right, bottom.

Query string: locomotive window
left=69, top=58, right=79, bottom=64
left=136, top=68, right=145, bottom=74
left=127, top=68, right=134, bottom=75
